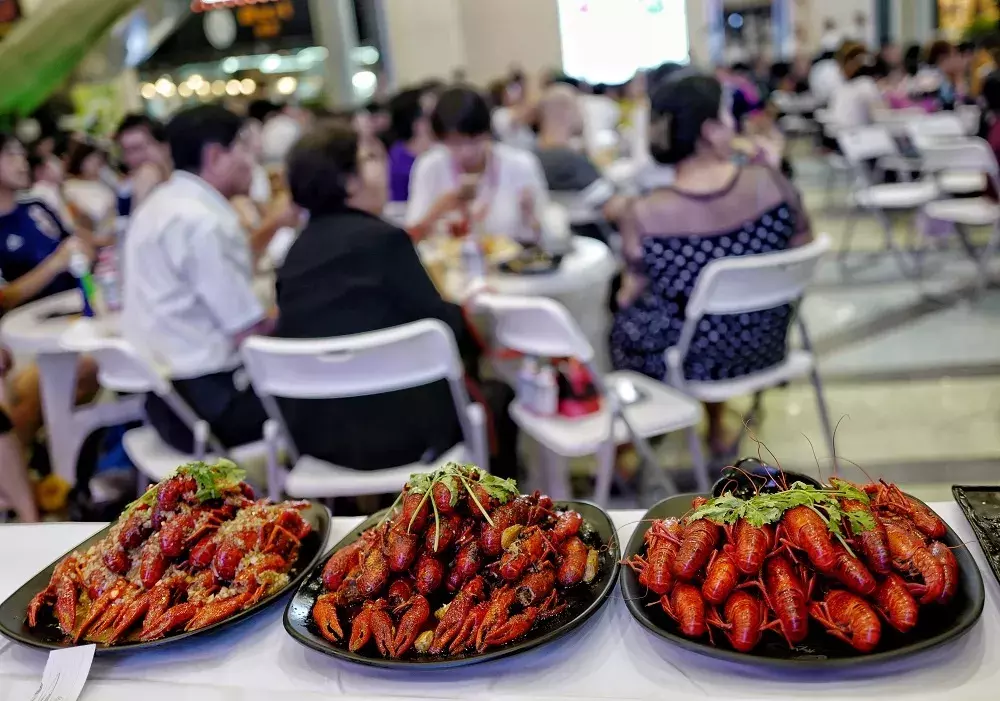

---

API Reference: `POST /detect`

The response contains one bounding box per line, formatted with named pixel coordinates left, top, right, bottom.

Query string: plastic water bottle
left=460, top=237, right=486, bottom=281
left=533, top=366, right=559, bottom=417
left=94, top=247, right=122, bottom=314
left=516, top=357, right=539, bottom=410
left=68, top=246, right=95, bottom=318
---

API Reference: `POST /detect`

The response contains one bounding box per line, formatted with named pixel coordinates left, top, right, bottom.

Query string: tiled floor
left=616, top=155, right=1000, bottom=502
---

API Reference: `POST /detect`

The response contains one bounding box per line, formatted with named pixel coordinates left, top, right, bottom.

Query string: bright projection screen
left=557, top=0, right=689, bottom=84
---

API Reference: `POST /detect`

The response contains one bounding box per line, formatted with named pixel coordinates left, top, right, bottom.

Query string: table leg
left=36, top=352, right=144, bottom=488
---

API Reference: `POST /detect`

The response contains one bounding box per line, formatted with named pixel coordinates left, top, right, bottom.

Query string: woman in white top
left=406, top=86, right=552, bottom=244
left=829, top=43, right=884, bottom=132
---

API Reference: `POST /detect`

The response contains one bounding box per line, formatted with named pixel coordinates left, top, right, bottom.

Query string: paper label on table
left=29, top=644, right=96, bottom=701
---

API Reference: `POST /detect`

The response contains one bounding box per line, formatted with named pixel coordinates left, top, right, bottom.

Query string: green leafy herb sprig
left=688, top=481, right=875, bottom=555
left=125, top=460, right=246, bottom=515
left=380, top=463, right=519, bottom=550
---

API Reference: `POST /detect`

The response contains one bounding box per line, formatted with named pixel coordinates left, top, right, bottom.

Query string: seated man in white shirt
left=123, top=105, right=272, bottom=452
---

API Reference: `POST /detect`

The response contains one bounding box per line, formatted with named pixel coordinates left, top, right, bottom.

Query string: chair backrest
left=60, top=319, right=169, bottom=395
left=837, top=125, right=898, bottom=164
left=684, top=235, right=831, bottom=320
left=919, top=138, right=1000, bottom=179
left=907, top=113, right=965, bottom=151
left=240, top=320, right=465, bottom=400
left=672, top=235, right=831, bottom=369
left=240, top=320, right=474, bottom=464
left=476, top=294, right=594, bottom=363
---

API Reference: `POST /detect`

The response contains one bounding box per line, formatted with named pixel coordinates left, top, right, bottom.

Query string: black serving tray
left=621, top=493, right=985, bottom=668
left=952, top=486, right=1000, bottom=588
left=0, top=502, right=331, bottom=654
left=284, top=500, right=620, bottom=669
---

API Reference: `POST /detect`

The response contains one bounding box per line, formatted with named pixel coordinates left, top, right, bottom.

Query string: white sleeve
left=189, top=223, right=265, bottom=335
left=405, top=151, right=443, bottom=227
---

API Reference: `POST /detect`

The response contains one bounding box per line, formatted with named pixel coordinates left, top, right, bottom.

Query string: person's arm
left=248, top=193, right=300, bottom=260
left=0, top=238, right=89, bottom=311
left=615, top=199, right=647, bottom=308
left=405, top=152, right=468, bottom=241
left=188, top=221, right=269, bottom=347
left=767, top=168, right=813, bottom=247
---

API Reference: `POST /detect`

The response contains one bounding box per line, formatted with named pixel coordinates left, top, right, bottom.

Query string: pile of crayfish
left=311, top=464, right=601, bottom=659
left=26, top=461, right=312, bottom=645
left=627, top=479, right=958, bottom=654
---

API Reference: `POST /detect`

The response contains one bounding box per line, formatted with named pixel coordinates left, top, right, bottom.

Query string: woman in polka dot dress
left=610, top=74, right=812, bottom=456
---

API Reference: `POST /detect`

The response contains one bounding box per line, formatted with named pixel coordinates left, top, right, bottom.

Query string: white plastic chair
left=239, top=320, right=488, bottom=503
left=920, top=138, right=1000, bottom=290
left=476, top=293, right=706, bottom=505
left=664, top=235, right=835, bottom=459
left=837, top=126, right=938, bottom=272
left=906, top=115, right=985, bottom=196
left=59, top=320, right=270, bottom=491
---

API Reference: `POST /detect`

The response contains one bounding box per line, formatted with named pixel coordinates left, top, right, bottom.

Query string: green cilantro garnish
left=380, top=463, right=521, bottom=539
left=688, top=481, right=874, bottom=556
left=123, top=459, right=246, bottom=516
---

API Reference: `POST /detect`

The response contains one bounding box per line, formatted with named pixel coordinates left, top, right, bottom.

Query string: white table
left=0, top=292, right=144, bottom=486
left=1, top=503, right=998, bottom=701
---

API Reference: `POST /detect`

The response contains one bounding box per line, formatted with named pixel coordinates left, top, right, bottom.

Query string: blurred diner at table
left=276, top=119, right=517, bottom=479
left=406, top=86, right=552, bottom=245
left=610, top=74, right=812, bottom=459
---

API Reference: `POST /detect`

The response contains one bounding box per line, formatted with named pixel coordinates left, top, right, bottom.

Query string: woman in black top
left=276, top=121, right=515, bottom=474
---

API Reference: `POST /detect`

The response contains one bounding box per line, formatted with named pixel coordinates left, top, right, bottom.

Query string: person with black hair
left=610, top=75, right=812, bottom=458
left=114, top=114, right=171, bottom=227
left=276, top=120, right=517, bottom=477
left=0, top=133, right=84, bottom=308
left=407, top=86, right=552, bottom=244
left=387, top=88, right=434, bottom=202
left=122, top=105, right=271, bottom=453
left=0, top=133, right=99, bottom=480
left=917, top=40, right=966, bottom=110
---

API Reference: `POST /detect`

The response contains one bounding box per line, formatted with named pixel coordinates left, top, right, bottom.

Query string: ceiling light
left=276, top=76, right=298, bottom=95
left=211, top=79, right=226, bottom=96
left=140, top=83, right=157, bottom=99
left=178, top=83, right=194, bottom=97
left=240, top=78, right=256, bottom=95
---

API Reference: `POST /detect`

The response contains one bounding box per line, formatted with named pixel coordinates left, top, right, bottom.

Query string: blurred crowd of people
left=6, top=20, right=1000, bottom=520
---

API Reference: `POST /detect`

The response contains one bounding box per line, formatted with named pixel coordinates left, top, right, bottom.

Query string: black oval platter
left=620, top=493, right=985, bottom=669
left=0, top=502, right=331, bottom=654
left=284, top=500, right=620, bottom=669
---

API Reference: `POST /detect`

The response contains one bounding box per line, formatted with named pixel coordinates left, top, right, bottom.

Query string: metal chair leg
left=592, top=438, right=616, bottom=507
left=798, top=320, right=837, bottom=461
left=686, top=426, right=711, bottom=493
left=263, top=419, right=283, bottom=503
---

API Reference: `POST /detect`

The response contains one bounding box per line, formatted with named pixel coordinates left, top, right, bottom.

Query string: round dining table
left=0, top=291, right=144, bottom=487
left=429, top=236, right=618, bottom=371
left=0, top=501, right=997, bottom=701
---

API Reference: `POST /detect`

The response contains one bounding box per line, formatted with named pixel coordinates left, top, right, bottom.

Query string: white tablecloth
left=1, top=503, right=998, bottom=701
